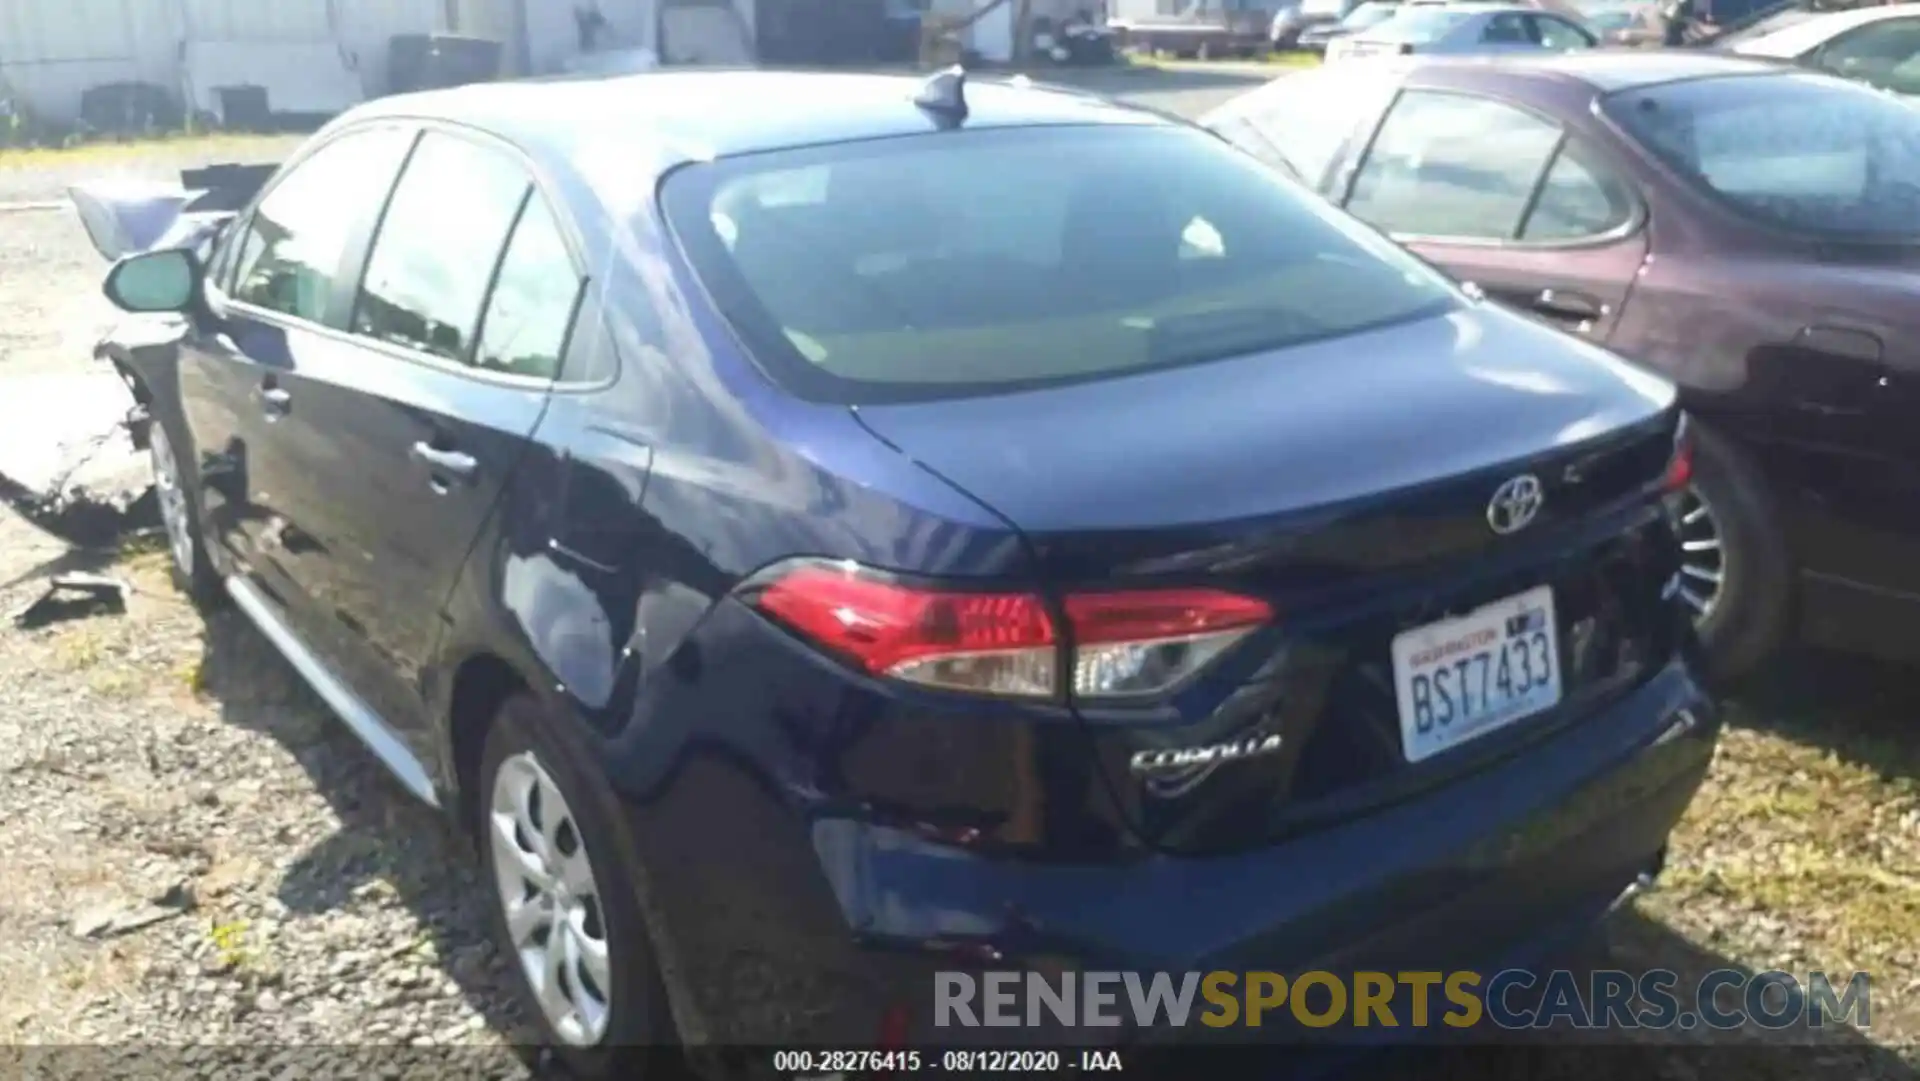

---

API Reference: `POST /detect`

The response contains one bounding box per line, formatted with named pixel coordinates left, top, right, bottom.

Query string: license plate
left=1391, top=585, right=1561, bottom=764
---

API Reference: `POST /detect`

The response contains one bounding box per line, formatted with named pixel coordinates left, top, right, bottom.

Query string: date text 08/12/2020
left=773, top=1049, right=1120, bottom=1075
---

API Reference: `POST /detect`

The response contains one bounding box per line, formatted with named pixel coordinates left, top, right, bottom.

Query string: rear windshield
left=1367, top=6, right=1472, bottom=40
left=1603, top=73, right=1920, bottom=241
left=660, top=124, right=1458, bottom=403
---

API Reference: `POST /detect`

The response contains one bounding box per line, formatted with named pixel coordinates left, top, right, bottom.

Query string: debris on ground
left=9, top=572, right=128, bottom=629
left=70, top=882, right=198, bottom=941
left=0, top=374, right=154, bottom=549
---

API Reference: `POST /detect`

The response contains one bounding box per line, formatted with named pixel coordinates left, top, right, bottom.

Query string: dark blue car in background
left=92, top=68, right=1717, bottom=1074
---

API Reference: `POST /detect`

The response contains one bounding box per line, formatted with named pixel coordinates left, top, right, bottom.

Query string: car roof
left=342, top=69, right=1165, bottom=168
left=1412, top=48, right=1792, bottom=92
left=1728, top=1, right=1920, bottom=57
left=1354, top=5, right=1505, bottom=40
left=1218, top=50, right=1786, bottom=103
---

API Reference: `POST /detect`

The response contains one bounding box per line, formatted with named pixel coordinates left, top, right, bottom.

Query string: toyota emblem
left=1486, top=474, right=1544, bottom=535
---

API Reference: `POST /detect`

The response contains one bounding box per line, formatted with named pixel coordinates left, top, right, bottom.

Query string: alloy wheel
left=1673, top=484, right=1725, bottom=623
left=490, top=752, right=614, bottom=1047
left=150, top=425, right=195, bottom=578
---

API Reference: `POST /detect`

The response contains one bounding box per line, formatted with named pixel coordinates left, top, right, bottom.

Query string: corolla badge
left=1486, top=474, right=1545, bottom=535
left=1129, top=733, right=1285, bottom=775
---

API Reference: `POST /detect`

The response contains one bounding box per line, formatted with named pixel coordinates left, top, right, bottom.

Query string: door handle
left=1788, top=324, right=1887, bottom=418
left=1531, top=289, right=1605, bottom=322
left=410, top=442, right=479, bottom=486
left=1796, top=324, right=1883, bottom=363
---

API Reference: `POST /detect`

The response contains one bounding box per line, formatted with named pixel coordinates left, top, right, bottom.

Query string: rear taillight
left=1064, top=589, right=1272, bottom=698
left=748, top=561, right=1272, bottom=701
left=751, top=563, right=1057, bottom=697
left=1662, top=415, right=1694, bottom=493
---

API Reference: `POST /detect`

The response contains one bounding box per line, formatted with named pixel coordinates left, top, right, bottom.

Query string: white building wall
left=177, top=0, right=335, bottom=40
left=333, top=0, right=455, bottom=94
left=0, top=0, right=756, bottom=123
left=458, top=0, right=670, bottom=76
left=0, top=0, right=178, bottom=123
left=1, top=0, right=460, bottom=123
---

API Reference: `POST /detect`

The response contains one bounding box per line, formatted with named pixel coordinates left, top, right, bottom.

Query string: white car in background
left=1720, top=2, right=1920, bottom=95
left=1325, top=1, right=1600, bottom=60
left=1578, top=0, right=1667, bottom=43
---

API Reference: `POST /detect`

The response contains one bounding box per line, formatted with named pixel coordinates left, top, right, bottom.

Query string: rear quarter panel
left=424, top=181, right=1035, bottom=765
left=420, top=179, right=1143, bottom=1045
left=1592, top=114, right=1920, bottom=598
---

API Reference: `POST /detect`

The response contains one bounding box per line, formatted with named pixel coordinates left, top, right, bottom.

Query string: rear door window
left=1521, top=142, right=1637, bottom=241
left=1205, top=66, right=1397, bottom=188
left=472, top=194, right=586, bottom=381
left=661, top=124, right=1460, bottom=403
left=352, top=132, right=531, bottom=365
left=1344, top=91, right=1563, bottom=239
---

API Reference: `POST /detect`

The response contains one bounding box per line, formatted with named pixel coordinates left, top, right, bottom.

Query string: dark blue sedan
left=90, top=67, right=1716, bottom=1069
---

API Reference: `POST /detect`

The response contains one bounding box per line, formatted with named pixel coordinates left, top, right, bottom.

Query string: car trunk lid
left=854, top=305, right=1686, bottom=854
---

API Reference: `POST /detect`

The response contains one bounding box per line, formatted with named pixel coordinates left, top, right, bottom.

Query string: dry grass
left=0, top=133, right=293, bottom=171
left=1636, top=671, right=1920, bottom=1047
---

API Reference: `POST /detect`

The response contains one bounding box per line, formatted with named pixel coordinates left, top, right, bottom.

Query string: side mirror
left=103, top=247, right=198, bottom=314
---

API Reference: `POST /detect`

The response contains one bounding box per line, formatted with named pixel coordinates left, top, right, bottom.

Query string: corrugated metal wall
left=0, top=0, right=458, bottom=122
left=333, top=0, right=454, bottom=89
left=179, top=0, right=335, bottom=41
left=0, top=0, right=178, bottom=122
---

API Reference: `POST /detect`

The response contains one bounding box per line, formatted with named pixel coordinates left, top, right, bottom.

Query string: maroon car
left=1203, top=51, right=1920, bottom=680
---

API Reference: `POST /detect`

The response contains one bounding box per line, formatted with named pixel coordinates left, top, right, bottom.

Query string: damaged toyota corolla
left=74, top=67, right=1717, bottom=1072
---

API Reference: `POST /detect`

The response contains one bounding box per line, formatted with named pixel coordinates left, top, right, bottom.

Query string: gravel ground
left=0, top=139, right=541, bottom=1074
left=0, top=113, right=1915, bottom=1078
left=0, top=530, right=539, bottom=1069
left=0, top=206, right=125, bottom=379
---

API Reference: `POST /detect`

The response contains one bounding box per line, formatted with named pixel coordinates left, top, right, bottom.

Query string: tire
left=147, top=399, right=224, bottom=610
left=1676, top=422, right=1793, bottom=684
left=477, top=693, right=676, bottom=1079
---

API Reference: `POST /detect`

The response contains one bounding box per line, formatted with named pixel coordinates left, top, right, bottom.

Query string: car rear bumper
left=614, top=653, right=1716, bottom=1048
